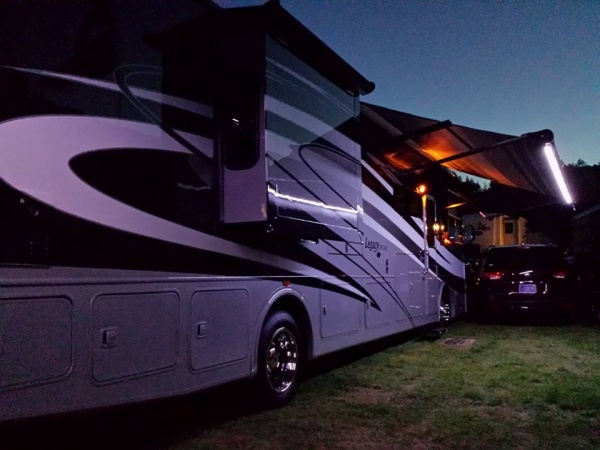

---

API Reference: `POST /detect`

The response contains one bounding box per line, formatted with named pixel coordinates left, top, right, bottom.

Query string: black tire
left=256, top=311, right=302, bottom=408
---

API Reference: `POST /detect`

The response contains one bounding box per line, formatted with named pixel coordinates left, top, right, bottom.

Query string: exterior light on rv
left=267, top=185, right=360, bottom=215
left=446, top=201, right=466, bottom=209
left=432, top=222, right=445, bottom=240
left=416, top=184, right=426, bottom=195
left=543, top=143, right=573, bottom=205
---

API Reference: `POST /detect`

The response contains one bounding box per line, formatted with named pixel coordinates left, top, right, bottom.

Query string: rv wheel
left=440, top=295, right=452, bottom=326
left=257, top=311, right=301, bottom=408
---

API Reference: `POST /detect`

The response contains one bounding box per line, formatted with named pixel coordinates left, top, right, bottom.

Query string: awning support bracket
left=379, top=120, right=453, bottom=148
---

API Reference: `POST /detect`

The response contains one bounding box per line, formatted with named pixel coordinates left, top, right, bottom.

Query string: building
left=463, top=213, right=528, bottom=249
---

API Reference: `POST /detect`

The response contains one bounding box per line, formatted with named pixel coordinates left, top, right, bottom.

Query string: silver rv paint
left=0, top=1, right=466, bottom=421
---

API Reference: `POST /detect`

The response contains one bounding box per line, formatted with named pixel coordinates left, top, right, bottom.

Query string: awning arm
left=396, top=129, right=554, bottom=176
left=446, top=127, right=476, bottom=151
left=379, top=120, right=453, bottom=149
left=366, top=153, right=404, bottom=186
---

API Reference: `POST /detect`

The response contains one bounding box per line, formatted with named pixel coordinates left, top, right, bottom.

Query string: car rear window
left=484, top=247, right=564, bottom=271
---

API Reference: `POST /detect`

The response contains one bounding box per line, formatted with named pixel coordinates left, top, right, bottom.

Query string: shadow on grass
left=0, top=327, right=431, bottom=450
left=0, top=381, right=261, bottom=450
left=304, top=327, right=423, bottom=380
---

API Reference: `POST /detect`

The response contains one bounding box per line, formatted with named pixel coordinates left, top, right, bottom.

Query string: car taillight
left=482, top=271, right=504, bottom=280
left=553, top=271, right=567, bottom=279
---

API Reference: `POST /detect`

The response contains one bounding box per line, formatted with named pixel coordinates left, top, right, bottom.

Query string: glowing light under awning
left=543, top=143, right=573, bottom=205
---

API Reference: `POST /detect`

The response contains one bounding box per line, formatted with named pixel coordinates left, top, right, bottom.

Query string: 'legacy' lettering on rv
left=365, top=238, right=386, bottom=252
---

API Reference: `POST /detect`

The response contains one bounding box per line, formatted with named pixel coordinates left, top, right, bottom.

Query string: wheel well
left=268, top=295, right=313, bottom=359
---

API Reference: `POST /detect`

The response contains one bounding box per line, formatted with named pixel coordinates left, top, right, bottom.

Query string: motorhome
left=0, top=1, right=568, bottom=421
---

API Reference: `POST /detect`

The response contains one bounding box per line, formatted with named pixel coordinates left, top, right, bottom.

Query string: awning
left=360, top=102, right=572, bottom=204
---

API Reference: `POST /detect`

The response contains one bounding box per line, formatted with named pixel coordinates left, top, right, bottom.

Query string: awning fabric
left=361, top=102, right=566, bottom=200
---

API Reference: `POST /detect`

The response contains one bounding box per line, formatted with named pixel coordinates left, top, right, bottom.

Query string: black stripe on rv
left=0, top=182, right=378, bottom=307
left=2, top=67, right=214, bottom=140
left=430, top=248, right=452, bottom=265
left=361, top=167, right=423, bottom=237
left=363, top=200, right=423, bottom=256
left=225, top=231, right=381, bottom=310
left=364, top=198, right=464, bottom=293
left=321, top=239, right=415, bottom=325
left=266, top=157, right=413, bottom=317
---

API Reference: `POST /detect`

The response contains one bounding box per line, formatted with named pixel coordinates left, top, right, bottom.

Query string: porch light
left=543, top=143, right=573, bottom=205
left=417, top=184, right=427, bottom=195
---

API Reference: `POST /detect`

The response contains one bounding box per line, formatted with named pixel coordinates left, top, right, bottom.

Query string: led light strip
left=268, top=185, right=362, bottom=215
left=544, top=143, right=573, bottom=204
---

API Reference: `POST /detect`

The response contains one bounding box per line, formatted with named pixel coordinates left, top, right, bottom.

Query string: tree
left=564, top=162, right=600, bottom=211
left=457, top=176, right=486, bottom=197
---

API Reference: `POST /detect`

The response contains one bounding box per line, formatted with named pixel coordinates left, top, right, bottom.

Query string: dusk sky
left=216, top=0, right=598, bottom=166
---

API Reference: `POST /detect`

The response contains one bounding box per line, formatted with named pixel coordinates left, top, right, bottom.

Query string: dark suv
left=474, top=244, right=575, bottom=320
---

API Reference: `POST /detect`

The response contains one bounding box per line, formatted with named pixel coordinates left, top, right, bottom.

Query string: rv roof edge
left=217, top=0, right=376, bottom=96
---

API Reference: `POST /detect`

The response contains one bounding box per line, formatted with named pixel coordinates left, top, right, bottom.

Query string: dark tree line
left=564, top=159, right=600, bottom=213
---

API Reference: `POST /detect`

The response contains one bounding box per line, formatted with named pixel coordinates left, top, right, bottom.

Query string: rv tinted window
left=264, top=36, right=361, bottom=235
left=70, top=149, right=215, bottom=230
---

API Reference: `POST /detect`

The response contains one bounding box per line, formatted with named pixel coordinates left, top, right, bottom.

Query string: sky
left=215, top=0, right=598, bottom=166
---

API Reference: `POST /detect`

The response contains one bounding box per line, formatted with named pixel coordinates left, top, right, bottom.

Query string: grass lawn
left=4, top=321, right=600, bottom=449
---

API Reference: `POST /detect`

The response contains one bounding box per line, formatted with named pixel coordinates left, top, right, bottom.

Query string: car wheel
left=256, top=311, right=301, bottom=408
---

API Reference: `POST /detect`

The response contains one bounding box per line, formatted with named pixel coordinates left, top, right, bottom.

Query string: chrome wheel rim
left=440, top=301, right=451, bottom=324
left=265, top=326, right=298, bottom=393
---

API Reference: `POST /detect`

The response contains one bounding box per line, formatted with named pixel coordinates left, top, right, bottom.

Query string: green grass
left=5, top=322, right=600, bottom=449
left=171, top=322, right=600, bottom=449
